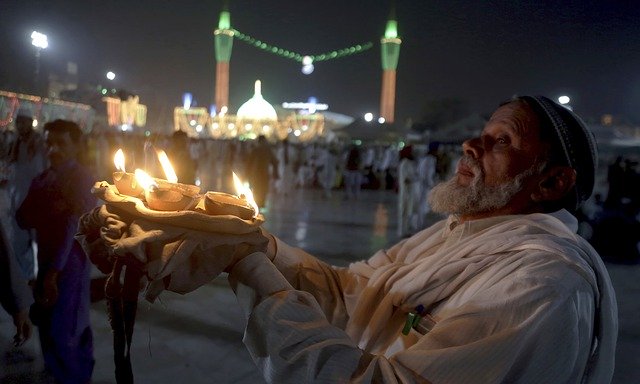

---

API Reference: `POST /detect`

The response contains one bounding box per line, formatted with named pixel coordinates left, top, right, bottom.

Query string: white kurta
left=228, top=210, right=617, bottom=383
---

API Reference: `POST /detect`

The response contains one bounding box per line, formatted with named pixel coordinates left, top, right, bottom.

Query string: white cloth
left=229, top=210, right=617, bottom=383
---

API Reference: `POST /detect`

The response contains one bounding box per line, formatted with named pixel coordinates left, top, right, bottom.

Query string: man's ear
left=531, top=166, right=577, bottom=202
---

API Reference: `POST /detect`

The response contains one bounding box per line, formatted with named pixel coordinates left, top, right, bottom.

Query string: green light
left=231, top=28, right=374, bottom=64
left=218, top=11, right=231, bottom=30
left=101, top=89, right=107, bottom=95
left=384, top=19, right=398, bottom=38
left=145, top=130, right=151, bottom=137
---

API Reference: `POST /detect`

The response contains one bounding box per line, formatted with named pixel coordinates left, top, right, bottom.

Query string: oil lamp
left=204, top=172, right=259, bottom=219
left=112, top=149, right=144, bottom=197
left=134, top=169, right=199, bottom=211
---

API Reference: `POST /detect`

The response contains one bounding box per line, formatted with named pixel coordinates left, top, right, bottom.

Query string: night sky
left=1, top=0, right=640, bottom=129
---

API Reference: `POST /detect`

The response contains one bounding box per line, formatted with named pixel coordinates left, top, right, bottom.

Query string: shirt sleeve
left=229, top=246, right=595, bottom=383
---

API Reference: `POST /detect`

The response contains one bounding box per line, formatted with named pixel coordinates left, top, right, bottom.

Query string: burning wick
left=203, top=172, right=259, bottom=219
left=155, top=149, right=178, bottom=183
left=232, top=172, right=259, bottom=217
left=134, top=169, right=198, bottom=211
left=113, top=149, right=144, bottom=197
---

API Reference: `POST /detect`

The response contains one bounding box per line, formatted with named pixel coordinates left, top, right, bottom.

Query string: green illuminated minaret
left=214, top=4, right=234, bottom=111
left=380, top=7, right=401, bottom=123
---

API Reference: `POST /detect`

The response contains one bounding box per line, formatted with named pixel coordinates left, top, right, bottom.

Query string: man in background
left=17, top=119, right=95, bottom=383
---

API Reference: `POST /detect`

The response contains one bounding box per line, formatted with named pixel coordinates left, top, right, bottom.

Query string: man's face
left=45, top=130, right=78, bottom=167
left=429, top=101, right=548, bottom=220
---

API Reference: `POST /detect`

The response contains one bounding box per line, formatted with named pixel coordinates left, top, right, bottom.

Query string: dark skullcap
left=517, top=95, right=598, bottom=211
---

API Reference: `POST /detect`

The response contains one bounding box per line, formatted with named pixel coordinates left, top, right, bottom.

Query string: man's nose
left=462, top=137, right=482, bottom=159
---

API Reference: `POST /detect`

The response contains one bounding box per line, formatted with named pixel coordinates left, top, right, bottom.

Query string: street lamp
left=31, top=31, right=48, bottom=94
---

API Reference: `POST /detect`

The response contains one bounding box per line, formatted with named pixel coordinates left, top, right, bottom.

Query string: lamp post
left=31, top=31, right=48, bottom=95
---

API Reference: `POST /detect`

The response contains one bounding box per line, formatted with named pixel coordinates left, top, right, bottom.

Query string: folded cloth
left=76, top=203, right=268, bottom=302
left=112, top=219, right=266, bottom=301
left=77, top=204, right=133, bottom=274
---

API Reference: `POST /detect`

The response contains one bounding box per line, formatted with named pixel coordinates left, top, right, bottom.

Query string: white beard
left=428, top=156, right=542, bottom=216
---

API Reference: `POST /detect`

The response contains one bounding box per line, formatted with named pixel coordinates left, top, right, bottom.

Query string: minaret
left=214, top=4, right=234, bottom=112
left=379, top=7, right=401, bottom=123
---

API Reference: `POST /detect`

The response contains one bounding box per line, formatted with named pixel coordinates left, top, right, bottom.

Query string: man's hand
left=12, top=309, right=32, bottom=346
left=224, top=240, right=269, bottom=273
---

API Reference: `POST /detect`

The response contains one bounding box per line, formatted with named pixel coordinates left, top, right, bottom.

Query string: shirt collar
left=443, top=209, right=578, bottom=240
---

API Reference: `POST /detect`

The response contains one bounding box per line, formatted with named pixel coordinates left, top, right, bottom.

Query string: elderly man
left=83, top=95, right=616, bottom=383
left=224, top=95, right=616, bottom=383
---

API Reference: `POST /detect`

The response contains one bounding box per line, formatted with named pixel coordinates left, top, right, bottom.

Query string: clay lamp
left=134, top=169, right=200, bottom=211
left=112, top=149, right=143, bottom=197
left=134, top=149, right=200, bottom=211
left=204, top=172, right=259, bottom=219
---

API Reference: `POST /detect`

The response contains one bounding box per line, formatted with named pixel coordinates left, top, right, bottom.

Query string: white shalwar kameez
left=228, top=210, right=617, bottom=384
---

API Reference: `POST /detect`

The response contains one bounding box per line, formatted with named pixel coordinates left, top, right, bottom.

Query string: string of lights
left=231, top=29, right=373, bottom=63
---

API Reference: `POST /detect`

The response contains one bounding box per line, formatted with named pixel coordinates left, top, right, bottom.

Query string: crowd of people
left=0, top=112, right=457, bottom=382
left=0, top=94, right=632, bottom=382
left=578, top=155, right=640, bottom=263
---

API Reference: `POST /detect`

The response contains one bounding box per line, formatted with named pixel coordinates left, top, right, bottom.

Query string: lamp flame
left=134, top=169, right=158, bottom=191
left=114, top=149, right=126, bottom=172
left=233, top=172, right=259, bottom=218
left=156, top=150, right=178, bottom=183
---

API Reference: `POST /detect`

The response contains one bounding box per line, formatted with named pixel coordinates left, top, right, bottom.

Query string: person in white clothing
left=415, top=146, right=438, bottom=229
left=397, top=145, right=419, bottom=237
left=223, top=95, right=616, bottom=383
left=83, top=95, right=617, bottom=383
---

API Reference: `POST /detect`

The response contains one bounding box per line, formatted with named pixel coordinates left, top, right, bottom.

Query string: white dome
left=236, top=80, right=278, bottom=121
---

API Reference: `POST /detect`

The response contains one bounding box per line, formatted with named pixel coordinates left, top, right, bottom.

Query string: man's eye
left=496, top=137, right=508, bottom=145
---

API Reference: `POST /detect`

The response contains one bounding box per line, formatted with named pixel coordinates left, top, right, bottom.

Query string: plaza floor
left=1, top=187, right=638, bottom=383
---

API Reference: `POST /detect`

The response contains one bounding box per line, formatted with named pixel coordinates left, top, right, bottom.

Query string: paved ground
left=1, top=188, right=638, bottom=383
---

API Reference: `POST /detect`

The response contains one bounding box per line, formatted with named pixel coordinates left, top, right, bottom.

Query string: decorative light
left=183, top=93, right=193, bottom=110
left=190, top=119, right=196, bottom=126
left=232, top=29, right=373, bottom=64
left=106, top=71, right=116, bottom=81
left=196, top=125, right=203, bottom=132
left=558, top=96, right=570, bottom=105
left=302, top=64, right=314, bottom=75
left=378, top=117, right=385, bottom=124
left=364, top=112, right=373, bottom=122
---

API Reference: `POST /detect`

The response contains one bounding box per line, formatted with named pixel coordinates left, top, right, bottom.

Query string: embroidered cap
left=517, top=95, right=598, bottom=211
